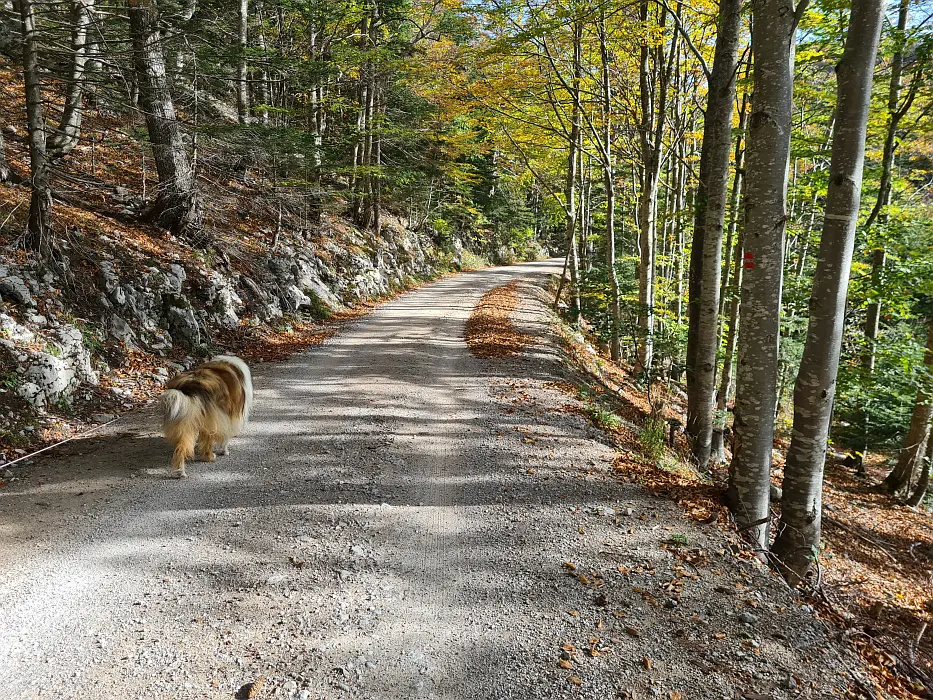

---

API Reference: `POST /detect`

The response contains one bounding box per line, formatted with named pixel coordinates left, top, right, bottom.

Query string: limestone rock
left=0, top=275, right=35, bottom=308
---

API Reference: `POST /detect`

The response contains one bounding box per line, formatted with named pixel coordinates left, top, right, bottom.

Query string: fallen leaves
left=464, top=281, right=528, bottom=359
left=235, top=677, right=264, bottom=699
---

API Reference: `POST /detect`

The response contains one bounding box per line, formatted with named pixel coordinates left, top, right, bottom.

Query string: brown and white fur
left=159, top=355, right=253, bottom=478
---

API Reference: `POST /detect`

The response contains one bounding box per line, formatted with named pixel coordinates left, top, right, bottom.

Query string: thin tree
left=728, top=0, right=807, bottom=548
left=48, top=0, right=96, bottom=157
left=599, top=10, right=622, bottom=361
left=906, top=426, right=933, bottom=508
left=127, top=0, right=203, bottom=239
left=881, top=316, right=933, bottom=495
left=687, top=0, right=744, bottom=465
left=635, top=0, right=674, bottom=374
left=237, top=0, right=250, bottom=123
left=771, top=0, right=885, bottom=584
left=20, top=0, right=53, bottom=256
left=712, top=93, right=750, bottom=463
left=857, top=0, right=927, bottom=468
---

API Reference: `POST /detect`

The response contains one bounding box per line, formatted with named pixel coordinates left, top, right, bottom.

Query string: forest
left=1, top=0, right=933, bottom=635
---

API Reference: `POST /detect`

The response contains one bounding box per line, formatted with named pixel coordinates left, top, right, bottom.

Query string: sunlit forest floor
left=553, top=312, right=933, bottom=699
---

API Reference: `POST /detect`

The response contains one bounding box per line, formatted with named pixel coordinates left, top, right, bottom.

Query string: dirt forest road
left=0, top=260, right=864, bottom=700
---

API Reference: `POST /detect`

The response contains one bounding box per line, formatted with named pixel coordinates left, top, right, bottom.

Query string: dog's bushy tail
left=161, top=388, right=194, bottom=426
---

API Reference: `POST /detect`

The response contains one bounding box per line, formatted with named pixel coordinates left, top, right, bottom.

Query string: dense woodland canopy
left=1, top=0, right=933, bottom=584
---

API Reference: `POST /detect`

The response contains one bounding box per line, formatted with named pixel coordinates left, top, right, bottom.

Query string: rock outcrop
left=0, top=216, right=449, bottom=412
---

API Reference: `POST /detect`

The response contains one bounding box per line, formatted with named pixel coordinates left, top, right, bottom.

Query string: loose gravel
left=0, top=260, right=868, bottom=699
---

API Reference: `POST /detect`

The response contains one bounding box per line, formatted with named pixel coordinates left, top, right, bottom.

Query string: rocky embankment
left=0, top=216, right=455, bottom=458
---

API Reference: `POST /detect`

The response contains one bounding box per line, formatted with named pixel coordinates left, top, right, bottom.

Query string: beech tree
left=19, top=0, right=53, bottom=256
left=771, top=0, right=885, bottom=583
left=47, top=0, right=95, bottom=157
left=728, top=0, right=805, bottom=548
left=127, top=0, right=203, bottom=240
left=685, top=0, right=743, bottom=466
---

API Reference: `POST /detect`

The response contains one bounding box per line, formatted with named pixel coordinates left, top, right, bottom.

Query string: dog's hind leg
left=217, top=438, right=230, bottom=456
left=198, top=433, right=216, bottom=463
left=171, top=433, right=195, bottom=478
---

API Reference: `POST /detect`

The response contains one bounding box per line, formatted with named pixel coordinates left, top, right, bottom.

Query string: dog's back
left=160, top=355, right=253, bottom=477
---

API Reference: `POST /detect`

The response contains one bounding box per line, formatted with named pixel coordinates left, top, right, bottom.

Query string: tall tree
left=565, top=16, right=583, bottom=327
left=728, top=0, right=805, bottom=548
left=857, top=0, right=926, bottom=469
left=20, top=0, right=53, bottom=256
left=127, top=0, right=203, bottom=239
left=634, top=1, right=673, bottom=374
left=237, top=0, right=250, bottom=123
left=712, top=94, right=750, bottom=463
left=686, top=0, right=744, bottom=466
left=599, top=9, right=622, bottom=361
left=47, top=0, right=96, bottom=157
left=772, top=0, right=885, bottom=583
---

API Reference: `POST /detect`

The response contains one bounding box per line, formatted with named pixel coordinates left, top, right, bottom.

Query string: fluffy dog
left=159, top=355, right=253, bottom=478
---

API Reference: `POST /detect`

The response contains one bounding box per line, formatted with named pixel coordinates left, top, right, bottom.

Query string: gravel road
left=0, top=260, right=865, bottom=699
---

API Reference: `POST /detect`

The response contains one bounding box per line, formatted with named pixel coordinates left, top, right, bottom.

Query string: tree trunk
left=20, top=0, right=53, bottom=256
left=771, top=0, right=885, bottom=584
left=719, top=91, right=749, bottom=320
left=48, top=0, right=95, bottom=157
left=906, top=433, right=933, bottom=508
left=712, top=109, right=749, bottom=463
left=864, top=0, right=912, bottom=234
left=635, top=1, right=672, bottom=375
left=255, top=1, right=270, bottom=125
left=728, top=0, right=804, bottom=549
left=565, top=18, right=583, bottom=327
left=128, top=0, right=203, bottom=240
left=600, top=10, right=621, bottom=362
left=236, top=0, right=249, bottom=123
left=882, top=318, right=933, bottom=495
left=0, top=126, right=9, bottom=183
left=674, top=141, right=686, bottom=328
left=688, top=0, right=743, bottom=466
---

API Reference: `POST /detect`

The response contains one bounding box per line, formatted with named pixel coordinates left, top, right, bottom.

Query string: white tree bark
left=688, top=0, right=744, bottom=466
left=728, top=0, right=804, bottom=548
left=771, top=0, right=885, bottom=583
left=236, top=0, right=249, bottom=123
left=600, top=12, right=621, bottom=362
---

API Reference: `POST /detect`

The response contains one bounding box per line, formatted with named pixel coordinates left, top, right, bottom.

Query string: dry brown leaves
left=465, top=281, right=529, bottom=359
